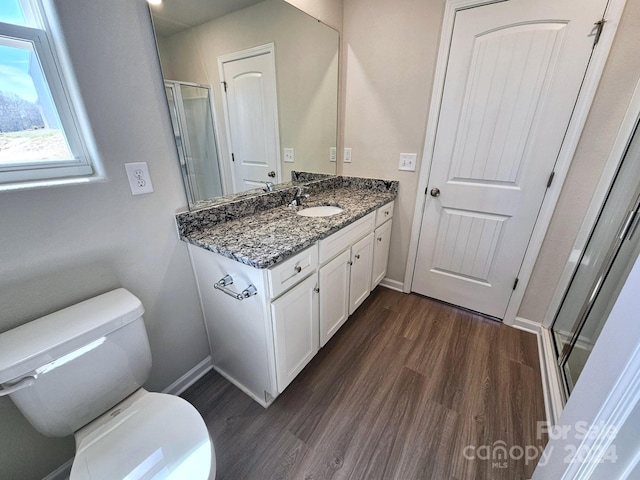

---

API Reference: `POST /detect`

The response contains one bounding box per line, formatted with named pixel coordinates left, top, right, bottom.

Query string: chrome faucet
left=263, top=181, right=275, bottom=192
left=289, top=186, right=310, bottom=207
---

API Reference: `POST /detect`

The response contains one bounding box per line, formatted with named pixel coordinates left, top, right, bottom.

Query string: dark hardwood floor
left=182, top=287, right=547, bottom=480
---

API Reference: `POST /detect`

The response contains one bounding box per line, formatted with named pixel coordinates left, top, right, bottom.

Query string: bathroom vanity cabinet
left=187, top=201, right=394, bottom=407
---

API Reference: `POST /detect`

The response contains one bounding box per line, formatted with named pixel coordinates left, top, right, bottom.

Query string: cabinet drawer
left=267, top=245, right=318, bottom=299
left=375, top=201, right=394, bottom=228
left=319, top=212, right=375, bottom=264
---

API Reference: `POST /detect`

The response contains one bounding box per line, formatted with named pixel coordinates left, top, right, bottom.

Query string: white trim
left=511, top=318, right=564, bottom=427
left=379, top=277, right=404, bottom=292
left=162, top=356, right=213, bottom=396
left=212, top=365, right=272, bottom=408
left=543, top=79, right=640, bottom=329
left=511, top=316, right=542, bottom=335
left=538, top=327, right=565, bottom=427
left=42, top=458, right=72, bottom=480
left=512, top=318, right=565, bottom=427
left=217, top=43, right=282, bottom=192
left=404, top=0, right=627, bottom=328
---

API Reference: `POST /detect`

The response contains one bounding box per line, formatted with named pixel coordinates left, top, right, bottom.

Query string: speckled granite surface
left=177, top=176, right=398, bottom=269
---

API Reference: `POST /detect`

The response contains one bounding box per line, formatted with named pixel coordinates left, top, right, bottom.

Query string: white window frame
left=0, top=0, right=102, bottom=190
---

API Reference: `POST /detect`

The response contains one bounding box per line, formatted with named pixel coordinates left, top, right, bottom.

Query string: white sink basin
left=297, top=205, right=343, bottom=217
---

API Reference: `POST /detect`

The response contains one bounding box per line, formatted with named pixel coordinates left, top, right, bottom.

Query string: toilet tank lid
left=0, top=289, right=144, bottom=384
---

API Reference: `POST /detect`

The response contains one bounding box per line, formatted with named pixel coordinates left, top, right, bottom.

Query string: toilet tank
left=0, top=289, right=152, bottom=437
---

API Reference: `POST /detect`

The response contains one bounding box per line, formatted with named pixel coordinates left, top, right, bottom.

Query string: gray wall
left=0, top=0, right=209, bottom=478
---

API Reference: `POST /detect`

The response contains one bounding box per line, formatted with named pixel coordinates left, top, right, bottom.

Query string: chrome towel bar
left=214, top=274, right=258, bottom=301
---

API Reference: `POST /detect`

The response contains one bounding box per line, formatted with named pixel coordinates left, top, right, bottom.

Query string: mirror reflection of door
left=219, top=44, right=280, bottom=193
left=165, top=81, right=224, bottom=204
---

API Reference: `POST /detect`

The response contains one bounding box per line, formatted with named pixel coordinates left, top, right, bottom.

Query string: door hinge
left=592, top=19, right=605, bottom=47
left=222, top=81, right=228, bottom=92
left=231, top=153, right=235, bottom=162
left=513, top=278, right=519, bottom=290
left=546, top=171, right=555, bottom=188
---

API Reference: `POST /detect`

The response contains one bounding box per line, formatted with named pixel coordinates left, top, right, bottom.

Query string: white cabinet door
left=319, top=249, right=351, bottom=347
left=271, top=274, right=319, bottom=393
left=371, top=219, right=392, bottom=289
left=349, top=232, right=374, bottom=315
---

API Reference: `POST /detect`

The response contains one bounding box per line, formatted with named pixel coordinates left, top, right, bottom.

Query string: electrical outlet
left=284, top=148, right=295, bottom=163
left=125, top=162, right=154, bottom=195
left=399, top=153, right=417, bottom=171
left=329, top=147, right=337, bottom=163
left=344, top=147, right=352, bottom=163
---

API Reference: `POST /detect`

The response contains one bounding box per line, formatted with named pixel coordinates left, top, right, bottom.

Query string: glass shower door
left=165, top=81, right=223, bottom=205
left=552, top=120, right=640, bottom=398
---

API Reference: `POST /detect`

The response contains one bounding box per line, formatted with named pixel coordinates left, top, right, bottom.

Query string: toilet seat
left=70, top=389, right=213, bottom=480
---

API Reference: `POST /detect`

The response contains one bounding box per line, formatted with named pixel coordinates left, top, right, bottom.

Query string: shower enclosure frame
left=164, top=80, right=227, bottom=206
left=539, top=80, right=640, bottom=424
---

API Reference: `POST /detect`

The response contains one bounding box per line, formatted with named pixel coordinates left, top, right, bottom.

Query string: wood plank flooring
left=182, top=287, right=547, bottom=480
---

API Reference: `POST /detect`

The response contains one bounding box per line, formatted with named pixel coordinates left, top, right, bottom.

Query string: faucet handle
left=263, top=181, right=275, bottom=192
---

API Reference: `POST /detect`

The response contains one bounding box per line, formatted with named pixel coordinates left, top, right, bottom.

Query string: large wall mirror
left=149, top=0, right=339, bottom=208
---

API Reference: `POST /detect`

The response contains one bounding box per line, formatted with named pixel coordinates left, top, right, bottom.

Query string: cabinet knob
left=294, top=265, right=302, bottom=273
left=385, top=211, right=390, bottom=216
left=377, top=237, right=382, bottom=242
left=354, top=254, right=360, bottom=260
left=314, top=286, right=320, bottom=293
left=348, top=261, right=353, bottom=266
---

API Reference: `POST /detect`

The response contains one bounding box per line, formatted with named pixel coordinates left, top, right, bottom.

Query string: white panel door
left=271, top=274, right=319, bottom=393
left=319, top=249, right=351, bottom=347
left=412, top=0, right=608, bottom=318
left=349, top=233, right=374, bottom=315
left=221, top=49, right=280, bottom=193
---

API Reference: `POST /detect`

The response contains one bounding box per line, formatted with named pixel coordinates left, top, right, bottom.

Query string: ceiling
left=149, top=0, right=266, bottom=37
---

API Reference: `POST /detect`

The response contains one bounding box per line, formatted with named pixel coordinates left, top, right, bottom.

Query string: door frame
left=217, top=43, right=282, bottom=191
left=404, top=0, right=627, bottom=325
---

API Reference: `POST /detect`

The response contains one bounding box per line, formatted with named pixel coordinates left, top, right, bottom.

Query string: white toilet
left=0, top=288, right=215, bottom=480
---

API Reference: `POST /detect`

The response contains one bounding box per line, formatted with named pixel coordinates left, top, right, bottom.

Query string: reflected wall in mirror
left=149, top=0, right=339, bottom=207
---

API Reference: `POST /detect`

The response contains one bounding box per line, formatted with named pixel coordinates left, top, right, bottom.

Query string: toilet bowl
left=0, top=289, right=215, bottom=479
left=71, top=389, right=214, bottom=480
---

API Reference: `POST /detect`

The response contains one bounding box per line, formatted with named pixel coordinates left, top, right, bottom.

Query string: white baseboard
left=379, top=277, right=404, bottom=292
left=212, top=365, right=272, bottom=408
left=512, top=318, right=564, bottom=426
left=163, top=356, right=213, bottom=396
left=511, top=316, right=543, bottom=334
left=42, top=458, right=72, bottom=480
left=538, top=327, right=565, bottom=427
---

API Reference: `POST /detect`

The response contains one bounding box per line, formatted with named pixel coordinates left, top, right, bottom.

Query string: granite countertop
left=180, top=184, right=396, bottom=269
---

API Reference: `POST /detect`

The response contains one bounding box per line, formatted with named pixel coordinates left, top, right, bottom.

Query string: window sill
left=0, top=174, right=107, bottom=192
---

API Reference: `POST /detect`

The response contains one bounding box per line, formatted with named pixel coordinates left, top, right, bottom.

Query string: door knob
left=430, top=187, right=441, bottom=197
left=268, top=171, right=276, bottom=178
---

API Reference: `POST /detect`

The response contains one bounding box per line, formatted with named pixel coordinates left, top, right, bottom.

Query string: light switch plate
left=399, top=153, right=417, bottom=171
left=344, top=147, right=352, bottom=163
left=284, top=148, right=295, bottom=163
left=124, top=162, right=154, bottom=195
left=330, top=147, right=337, bottom=163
